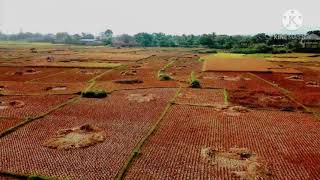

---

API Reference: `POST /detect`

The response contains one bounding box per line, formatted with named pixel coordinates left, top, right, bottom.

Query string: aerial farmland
left=0, top=42, right=319, bottom=179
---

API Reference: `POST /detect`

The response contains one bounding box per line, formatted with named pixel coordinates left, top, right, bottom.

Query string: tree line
left=1, top=29, right=319, bottom=53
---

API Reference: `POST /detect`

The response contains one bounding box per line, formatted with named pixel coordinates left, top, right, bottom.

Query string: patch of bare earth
left=0, top=100, right=25, bottom=110
left=45, top=86, right=67, bottom=91
left=6, top=68, right=41, bottom=76
left=285, top=75, right=304, bottom=81
left=214, top=105, right=251, bottom=116
left=305, top=81, right=319, bottom=88
left=201, top=147, right=271, bottom=179
left=126, top=93, right=156, bottom=103
left=43, top=124, right=106, bottom=150
left=229, top=90, right=301, bottom=111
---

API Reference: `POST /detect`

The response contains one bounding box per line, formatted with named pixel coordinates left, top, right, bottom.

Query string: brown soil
left=228, top=90, right=301, bottom=111
left=203, top=57, right=299, bottom=73
left=43, top=124, right=106, bottom=150
left=126, top=93, right=156, bottom=103
left=113, top=79, right=143, bottom=84
left=201, top=147, right=271, bottom=179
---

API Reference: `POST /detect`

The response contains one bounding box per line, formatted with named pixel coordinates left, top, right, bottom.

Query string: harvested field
left=0, top=88, right=177, bottom=179
left=165, top=56, right=202, bottom=81
left=0, top=44, right=320, bottom=179
left=200, top=72, right=279, bottom=92
left=256, top=67, right=320, bottom=107
left=0, top=81, right=86, bottom=95
left=0, top=118, right=23, bottom=132
left=203, top=57, right=300, bottom=73
left=124, top=105, right=320, bottom=179
left=176, top=88, right=225, bottom=105
left=0, top=67, right=64, bottom=82
left=228, top=90, right=302, bottom=111
left=0, top=95, right=74, bottom=118
left=32, top=69, right=108, bottom=83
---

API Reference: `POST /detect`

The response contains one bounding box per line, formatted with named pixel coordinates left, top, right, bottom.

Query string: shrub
left=158, top=70, right=172, bottom=81
left=195, top=49, right=218, bottom=54
left=81, top=90, right=107, bottom=98
left=189, top=71, right=200, bottom=88
left=271, top=47, right=291, bottom=54
left=230, top=44, right=272, bottom=54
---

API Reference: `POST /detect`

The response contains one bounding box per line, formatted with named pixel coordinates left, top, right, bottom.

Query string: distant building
left=79, top=39, right=104, bottom=45
left=300, top=34, right=320, bottom=48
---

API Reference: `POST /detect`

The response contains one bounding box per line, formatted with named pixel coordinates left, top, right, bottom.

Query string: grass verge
left=223, top=88, right=229, bottom=105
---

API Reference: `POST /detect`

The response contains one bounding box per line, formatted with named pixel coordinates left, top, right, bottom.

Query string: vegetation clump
left=158, top=69, right=172, bottom=81
left=196, top=49, right=218, bottom=54
left=189, top=71, right=200, bottom=88
left=81, top=90, right=107, bottom=98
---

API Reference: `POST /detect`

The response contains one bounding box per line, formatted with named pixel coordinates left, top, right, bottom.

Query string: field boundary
left=223, top=88, right=229, bottom=105
left=115, top=87, right=181, bottom=180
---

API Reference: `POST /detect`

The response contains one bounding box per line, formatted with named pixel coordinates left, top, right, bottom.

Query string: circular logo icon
left=282, top=9, right=303, bottom=31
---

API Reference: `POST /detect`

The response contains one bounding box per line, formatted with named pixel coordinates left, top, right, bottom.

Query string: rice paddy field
left=0, top=42, right=320, bottom=179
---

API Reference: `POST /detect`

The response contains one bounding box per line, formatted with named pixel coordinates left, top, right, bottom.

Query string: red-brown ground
left=203, top=57, right=300, bottom=73
left=0, top=88, right=177, bottom=179
left=0, top=118, right=23, bottom=132
left=0, top=81, right=86, bottom=95
left=0, top=67, right=64, bottom=82
left=200, top=72, right=279, bottom=92
left=32, top=69, right=108, bottom=83
left=256, top=67, right=320, bottom=107
left=124, top=105, right=320, bottom=179
left=228, top=89, right=303, bottom=111
left=0, top=95, right=74, bottom=118
left=176, top=88, right=225, bottom=105
left=0, top=45, right=320, bottom=179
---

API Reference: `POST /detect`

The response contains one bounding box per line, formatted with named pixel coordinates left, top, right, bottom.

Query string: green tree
left=134, top=33, right=153, bottom=47
left=199, top=33, right=216, bottom=48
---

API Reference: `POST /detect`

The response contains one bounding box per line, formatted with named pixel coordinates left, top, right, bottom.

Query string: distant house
left=79, top=39, right=104, bottom=45
left=300, top=34, right=320, bottom=48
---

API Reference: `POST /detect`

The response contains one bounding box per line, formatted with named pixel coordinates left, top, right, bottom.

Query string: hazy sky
left=0, top=0, right=319, bottom=35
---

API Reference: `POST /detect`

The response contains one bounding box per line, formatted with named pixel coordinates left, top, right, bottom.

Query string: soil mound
left=229, top=90, right=301, bottom=111
left=285, top=75, right=303, bottom=81
left=0, top=100, right=25, bottom=109
left=202, top=147, right=271, bottom=179
left=45, top=86, right=67, bottom=91
left=43, top=124, right=106, bottom=150
left=127, top=93, right=156, bottom=103
left=305, top=81, right=319, bottom=88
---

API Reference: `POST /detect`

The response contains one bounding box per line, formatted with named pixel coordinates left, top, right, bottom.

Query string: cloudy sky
left=0, top=0, right=319, bottom=35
